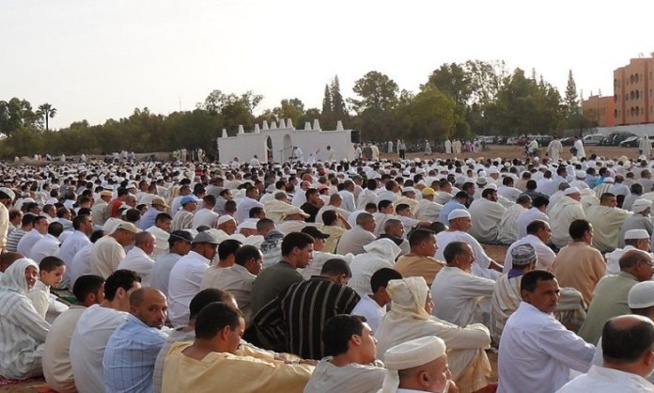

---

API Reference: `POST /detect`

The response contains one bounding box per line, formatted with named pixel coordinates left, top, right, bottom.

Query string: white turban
left=381, top=336, right=447, bottom=393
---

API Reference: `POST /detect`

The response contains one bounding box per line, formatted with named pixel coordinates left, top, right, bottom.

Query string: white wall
left=217, top=126, right=354, bottom=164
left=591, top=123, right=654, bottom=137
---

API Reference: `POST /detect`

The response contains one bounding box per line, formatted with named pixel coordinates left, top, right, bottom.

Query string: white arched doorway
left=283, top=134, right=293, bottom=162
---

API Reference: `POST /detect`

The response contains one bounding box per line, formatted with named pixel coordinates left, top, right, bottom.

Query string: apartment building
left=582, top=55, right=654, bottom=127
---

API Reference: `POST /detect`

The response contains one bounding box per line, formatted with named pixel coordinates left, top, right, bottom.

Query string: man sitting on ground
left=351, top=268, right=403, bottom=333
left=303, top=315, right=385, bottom=393
left=558, top=315, right=654, bottom=392
left=103, top=288, right=169, bottom=393
left=161, top=302, right=313, bottom=393
left=43, top=274, right=105, bottom=393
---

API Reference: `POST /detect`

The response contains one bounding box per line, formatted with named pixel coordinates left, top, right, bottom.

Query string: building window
left=636, top=90, right=640, bottom=99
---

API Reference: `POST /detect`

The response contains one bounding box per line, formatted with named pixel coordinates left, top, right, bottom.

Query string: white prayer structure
left=217, top=119, right=355, bottom=163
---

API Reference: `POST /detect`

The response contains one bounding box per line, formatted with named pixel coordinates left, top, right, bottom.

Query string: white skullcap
left=217, top=215, right=236, bottom=226
left=603, top=177, right=615, bottom=184
left=489, top=167, right=500, bottom=175
left=576, top=170, right=586, bottom=179
left=402, top=187, right=416, bottom=194
left=447, top=209, right=471, bottom=221
left=632, top=199, right=652, bottom=214
left=237, top=220, right=258, bottom=231
left=563, top=187, right=581, bottom=196
left=381, top=336, right=447, bottom=393
left=484, top=183, right=498, bottom=191
left=624, top=229, right=650, bottom=240
left=628, top=281, right=654, bottom=309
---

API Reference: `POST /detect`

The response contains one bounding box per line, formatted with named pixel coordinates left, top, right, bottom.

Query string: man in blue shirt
left=438, top=191, right=469, bottom=225
left=103, top=288, right=169, bottom=393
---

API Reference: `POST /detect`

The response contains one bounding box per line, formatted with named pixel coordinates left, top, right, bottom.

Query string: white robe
left=585, top=205, right=632, bottom=253
left=547, top=139, right=563, bottom=162
left=549, top=196, right=586, bottom=248
left=556, top=365, right=654, bottom=393
left=497, top=302, right=595, bottom=393
left=376, top=277, right=491, bottom=393
left=497, top=205, right=528, bottom=245
left=413, top=199, right=443, bottom=222
left=430, top=266, right=495, bottom=328
left=574, top=139, right=586, bottom=158
left=640, top=136, right=652, bottom=157
left=468, top=198, right=506, bottom=244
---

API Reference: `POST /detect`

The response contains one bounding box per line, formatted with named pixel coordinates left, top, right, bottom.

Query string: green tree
left=563, top=70, right=580, bottom=120
left=37, top=103, right=57, bottom=131
left=485, top=68, right=562, bottom=136
left=272, top=98, right=305, bottom=127
left=0, top=98, right=41, bottom=135
left=349, top=71, right=399, bottom=114
left=330, top=75, right=348, bottom=125
left=348, top=71, right=400, bottom=141
left=198, top=90, right=262, bottom=134
left=402, top=87, right=457, bottom=140
left=320, top=84, right=332, bottom=128
left=423, top=63, right=472, bottom=107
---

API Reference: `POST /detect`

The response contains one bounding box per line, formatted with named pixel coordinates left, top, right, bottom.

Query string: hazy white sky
left=3, top=0, right=653, bottom=129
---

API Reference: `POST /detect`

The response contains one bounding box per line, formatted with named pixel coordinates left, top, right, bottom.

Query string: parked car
left=600, top=132, right=635, bottom=146
left=506, top=137, right=519, bottom=145
left=619, top=136, right=654, bottom=148
left=582, top=134, right=603, bottom=145
left=477, top=136, right=496, bottom=144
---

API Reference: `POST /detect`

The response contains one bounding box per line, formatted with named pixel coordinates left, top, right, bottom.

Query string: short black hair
left=155, top=212, right=173, bottom=223
left=526, top=220, right=548, bottom=235
left=322, top=210, right=337, bottom=226
left=189, top=289, right=233, bottom=320
left=408, top=229, right=435, bottom=249
left=378, top=200, right=393, bottom=211
left=90, top=229, right=104, bottom=243
left=249, top=206, right=264, bottom=218
left=234, top=245, right=261, bottom=266
left=39, top=256, right=65, bottom=272
left=256, top=218, right=275, bottom=232
left=281, top=232, right=315, bottom=257
left=218, top=239, right=242, bottom=261
left=104, top=269, right=142, bottom=301
left=322, top=314, right=366, bottom=357
left=481, top=188, right=496, bottom=199
left=320, top=258, right=352, bottom=278
left=194, top=302, right=243, bottom=340
left=370, top=268, right=402, bottom=293
left=532, top=196, right=549, bottom=208
left=73, top=214, right=90, bottom=230
left=569, top=219, right=592, bottom=240
left=395, top=204, right=410, bottom=214
left=602, top=316, right=654, bottom=364
left=48, top=221, right=64, bottom=237
left=72, top=274, right=105, bottom=303
left=442, top=241, right=467, bottom=264
left=125, top=209, right=141, bottom=223
left=520, top=270, right=556, bottom=293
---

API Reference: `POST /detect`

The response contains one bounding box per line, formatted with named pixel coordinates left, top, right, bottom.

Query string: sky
left=3, top=0, right=654, bottom=130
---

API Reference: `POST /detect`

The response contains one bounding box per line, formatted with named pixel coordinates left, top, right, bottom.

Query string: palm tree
left=38, top=103, right=57, bottom=131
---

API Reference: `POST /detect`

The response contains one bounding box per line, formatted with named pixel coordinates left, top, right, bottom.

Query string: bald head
left=602, top=315, right=654, bottom=377
left=129, top=288, right=168, bottom=329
